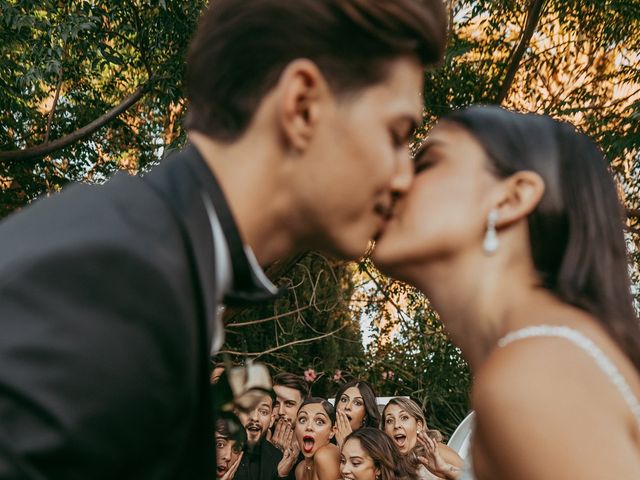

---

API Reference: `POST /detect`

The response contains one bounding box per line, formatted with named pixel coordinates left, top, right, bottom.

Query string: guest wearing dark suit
left=235, top=392, right=300, bottom=480
left=235, top=393, right=289, bottom=480
left=0, top=0, right=447, bottom=478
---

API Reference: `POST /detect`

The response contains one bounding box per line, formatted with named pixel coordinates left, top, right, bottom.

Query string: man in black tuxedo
left=234, top=392, right=298, bottom=480
left=0, top=0, right=447, bottom=478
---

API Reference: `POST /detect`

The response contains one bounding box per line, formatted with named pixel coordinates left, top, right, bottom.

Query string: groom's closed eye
left=390, top=118, right=418, bottom=147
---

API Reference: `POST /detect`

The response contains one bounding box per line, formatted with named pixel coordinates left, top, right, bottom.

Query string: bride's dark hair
left=444, top=105, right=640, bottom=371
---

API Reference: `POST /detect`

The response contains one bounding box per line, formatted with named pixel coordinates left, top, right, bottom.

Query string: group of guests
left=212, top=369, right=464, bottom=480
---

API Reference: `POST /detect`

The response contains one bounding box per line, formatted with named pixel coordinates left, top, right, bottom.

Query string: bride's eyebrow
left=414, top=139, right=444, bottom=161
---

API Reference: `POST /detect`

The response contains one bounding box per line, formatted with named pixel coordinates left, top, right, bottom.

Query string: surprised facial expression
left=273, top=385, right=304, bottom=423
left=336, top=386, right=367, bottom=431
left=215, top=433, right=241, bottom=478
left=382, top=403, right=423, bottom=454
left=294, top=403, right=335, bottom=458
left=238, top=395, right=274, bottom=446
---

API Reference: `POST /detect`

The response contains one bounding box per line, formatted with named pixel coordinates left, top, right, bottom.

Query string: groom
left=0, top=0, right=447, bottom=478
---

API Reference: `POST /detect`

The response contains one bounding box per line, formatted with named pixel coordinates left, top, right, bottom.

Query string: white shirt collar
left=200, top=192, right=278, bottom=354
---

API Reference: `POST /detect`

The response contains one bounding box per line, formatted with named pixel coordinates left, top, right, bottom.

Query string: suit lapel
left=181, top=145, right=283, bottom=307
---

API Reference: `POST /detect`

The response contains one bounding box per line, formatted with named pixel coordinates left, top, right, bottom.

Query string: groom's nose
left=390, top=150, right=414, bottom=195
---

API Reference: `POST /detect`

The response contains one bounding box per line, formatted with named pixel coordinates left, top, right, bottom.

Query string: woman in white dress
left=373, top=106, right=640, bottom=479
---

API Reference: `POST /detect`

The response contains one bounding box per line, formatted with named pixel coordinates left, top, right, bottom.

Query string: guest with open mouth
left=215, top=419, right=244, bottom=480
left=235, top=392, right=298, bottom=480
left=294, top=397, right=340, bottom=480
left=334, top=380, right=380, bottom=448
left=382, top=397, right=463, bottom=479
left=238, top=394, right=275, bottom=448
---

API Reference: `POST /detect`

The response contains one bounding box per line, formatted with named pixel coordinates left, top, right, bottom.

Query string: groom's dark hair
left=185, top=0, right=448, bottom=142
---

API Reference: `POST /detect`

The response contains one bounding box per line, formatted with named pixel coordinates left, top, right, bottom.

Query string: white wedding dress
left=460, top=325, right=640, bottom=480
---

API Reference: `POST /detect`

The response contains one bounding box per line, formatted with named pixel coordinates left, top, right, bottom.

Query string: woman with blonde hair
left=381, top=397, right=463, bottom=479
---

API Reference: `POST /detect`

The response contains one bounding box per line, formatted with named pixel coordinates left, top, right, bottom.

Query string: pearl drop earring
left=483, top=209, right=499, bottom=254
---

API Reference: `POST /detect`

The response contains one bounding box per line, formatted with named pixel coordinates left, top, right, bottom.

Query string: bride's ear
left=494, top=170, right=545, bottom=228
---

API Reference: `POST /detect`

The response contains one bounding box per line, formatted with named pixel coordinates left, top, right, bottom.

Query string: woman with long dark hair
left=373, top=106, right=640, bottom=479
left=294, top=397, right=341, bottom=480
left=340, top=428, right=414, bottom=480
left=334, top=380, right=381, bottom=447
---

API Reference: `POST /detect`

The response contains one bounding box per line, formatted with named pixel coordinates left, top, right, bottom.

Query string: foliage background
left=1, top=0, right=639, bottom=437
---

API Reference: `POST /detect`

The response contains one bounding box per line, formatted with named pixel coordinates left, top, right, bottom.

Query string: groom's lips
left=374, top=202, right=393, bottom=221
left=373, top=201, right=394, bottom=239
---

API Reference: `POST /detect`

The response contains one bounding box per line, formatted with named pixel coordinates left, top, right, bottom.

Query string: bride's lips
left=374, top=201, right=393, bottom=221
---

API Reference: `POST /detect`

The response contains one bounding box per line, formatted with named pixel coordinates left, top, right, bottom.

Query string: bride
left=373, top=105, right=640, bottom=479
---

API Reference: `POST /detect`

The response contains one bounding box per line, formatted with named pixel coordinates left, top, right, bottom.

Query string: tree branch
left=0, top=75, right=17, bottom=96
left=0, top=80, right=154, bottom=163
left=44, top=66, right=65, bottom=145
left=127, top=0, right=153, bottom=78
left=218, top=324, right=348, bottom=359
left=225, top=298, right=337, bottom=328
left=360, top=260, right=415, bottom=329
left=495, top=0, right=547, bottom=104
left=626, top=223, right=640, bottom=236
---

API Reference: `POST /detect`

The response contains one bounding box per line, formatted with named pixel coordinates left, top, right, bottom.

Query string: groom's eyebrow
left=395, top=116, right=419, bottom=137
left=407, top=117, right=420, bottom=133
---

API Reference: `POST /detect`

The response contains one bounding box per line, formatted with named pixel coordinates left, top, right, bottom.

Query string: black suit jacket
left=0, top=146, right=276, bottom=479
left=234, top=437, right=283, bottom=480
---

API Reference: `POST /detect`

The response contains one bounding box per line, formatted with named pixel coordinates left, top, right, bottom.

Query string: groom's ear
left=276, top=58, right=329, bottom=153
left=494, top=170, right=545, bottom=228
